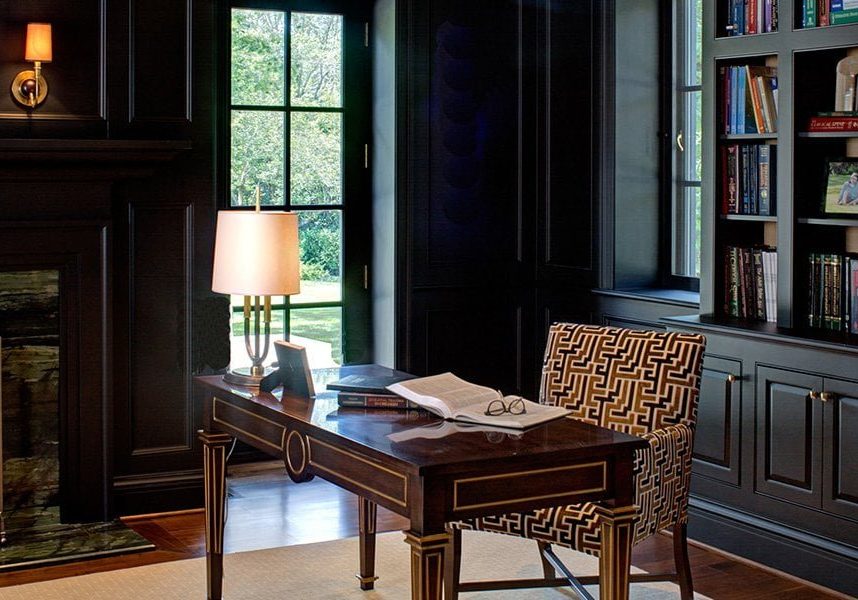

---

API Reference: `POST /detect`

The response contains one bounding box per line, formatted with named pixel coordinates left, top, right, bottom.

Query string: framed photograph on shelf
left=822, top=158, right=858, bottom=216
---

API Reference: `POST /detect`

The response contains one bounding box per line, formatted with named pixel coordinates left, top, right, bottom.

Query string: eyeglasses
left=484, top=392, right=527, bottom=416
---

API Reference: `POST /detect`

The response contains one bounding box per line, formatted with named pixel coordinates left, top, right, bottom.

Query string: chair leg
left=673, top=523, right=694, bottom=600
left=537, top=542, right=557, bottom=578
left=444, top=527, right=462, bottom=600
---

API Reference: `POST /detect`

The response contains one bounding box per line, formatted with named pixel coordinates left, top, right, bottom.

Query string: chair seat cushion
left=451, top=502, right=606, bottom=556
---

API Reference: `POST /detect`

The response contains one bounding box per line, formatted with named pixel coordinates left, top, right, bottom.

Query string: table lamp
left=212, top=209, right=300, bottom=386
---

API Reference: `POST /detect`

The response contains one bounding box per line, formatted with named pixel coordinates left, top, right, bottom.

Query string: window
left=669, top=0, right=703, bottom=284
left=226, top=2, right=370, bottom=369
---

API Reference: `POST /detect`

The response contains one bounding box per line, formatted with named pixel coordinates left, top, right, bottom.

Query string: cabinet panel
left=823, top=379, right=858, bottom=521
left=755, top=367, right=823, bottom=507
left=693, top=356, right=741, bottom=486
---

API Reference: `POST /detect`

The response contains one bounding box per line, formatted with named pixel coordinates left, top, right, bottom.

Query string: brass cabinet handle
left=726, top=374, right=737, bottom=383
left=820, top=391, right=837, bottom=403
left=809, top=390, right=821, bottom=401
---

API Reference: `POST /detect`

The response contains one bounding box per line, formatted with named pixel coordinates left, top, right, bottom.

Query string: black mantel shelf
left=0, top=139, right=192, bottom=162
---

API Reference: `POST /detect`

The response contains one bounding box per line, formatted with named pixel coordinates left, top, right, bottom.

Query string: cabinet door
left=822, top=378, right=858, bottom=521
left=693, top=356, right=742, bottom=486
left=755, top=367, right=824, bottom=508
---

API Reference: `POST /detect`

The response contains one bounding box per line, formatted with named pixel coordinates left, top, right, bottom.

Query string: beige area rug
left=0, top=531, right=709, bottom=599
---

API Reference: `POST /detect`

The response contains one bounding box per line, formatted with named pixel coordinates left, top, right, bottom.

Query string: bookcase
left=702, top=0, right=858, bottom=341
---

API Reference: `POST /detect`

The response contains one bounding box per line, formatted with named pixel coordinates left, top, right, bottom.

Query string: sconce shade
left=25, top=23, right=52, bottom=62
left=212, top=211, right=301, bottom=297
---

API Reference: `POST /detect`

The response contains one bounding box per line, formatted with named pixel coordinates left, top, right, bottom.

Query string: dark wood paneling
left=409, top=288, right=531, bottom=396
left=541, top=0, right=595, bottom=276
left=823, top=379, right=858, bottom=521
left=411, top=0, right=525, bottom=287
left=692, top=356, right=741, bottom=487
left=128, top=203, right=193, bottom=454
left=754, top=367, right=822, bottom=508
left=129, top=0, right=192, bottom=130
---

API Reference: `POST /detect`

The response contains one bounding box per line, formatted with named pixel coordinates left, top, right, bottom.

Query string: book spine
left=831, top=7, right=858, bottom=24
left=809, top=253, right=818, bottom=327
left=722, top=67, right=730, bottom=134
left=807, top=0, right=818, bottom=26
left=747, top=68, right=766, bottom=131
left=749, top=0, right=758, bottom=33
left=772, top=0, right=779, bottom=29
left=741, top=145, right=750, bottom=213
left=754, top=248, right=767, bottom=320
left=337, top=393, right=418, bottom=409
left=751, top=145, right=759, bottom=214
left=729, top=247, right=740, bottom=316
left=737, top=67, right=746, bottom=134
left=806, top=117, right=858, bottom=131
left=823, top=254, right=833, bottom=329
left=758, top=145, right=771, bottom=215
left=833, top=254, right=843, bottom=331
left=851, top=257, right=858, bottom=334
left=727, top=145, right=739, bottom=213
left=820, top=0, right=831, bottom=25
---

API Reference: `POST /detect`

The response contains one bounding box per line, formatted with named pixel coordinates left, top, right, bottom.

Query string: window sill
left=592, top=287, right=701, bottom=309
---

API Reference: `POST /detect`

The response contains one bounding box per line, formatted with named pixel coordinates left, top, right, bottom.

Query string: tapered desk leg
left=200, top=431, right=233, bottom=600
left=404, top=531, right=449, bottom=600
left=597, top=504, right=636, bottom=600
left=357, top=497, right=379, bottom=590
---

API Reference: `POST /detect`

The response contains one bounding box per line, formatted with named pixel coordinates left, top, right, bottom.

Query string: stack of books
left=328, top=367, right=419, bottom=409
left=725, top=0, right=779, bottom=35
left=801, top=0, right=858, bottom=27
left=807, top=253, right=858, bottom=333
left=721, top=65, right=778, bottom=135
left=721, top=144, right=776, bottom=215
left=724, top=246, right=778, bottom=322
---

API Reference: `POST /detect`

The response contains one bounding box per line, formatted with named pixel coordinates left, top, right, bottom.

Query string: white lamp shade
left=25, top=23, right=52, bottom=62
left=212, top=211, right=301, bottom=296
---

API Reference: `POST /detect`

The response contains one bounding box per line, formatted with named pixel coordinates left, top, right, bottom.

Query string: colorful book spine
left=337, top=393, right=418, bottom=409
left=758, top=145, right=771, bottom=215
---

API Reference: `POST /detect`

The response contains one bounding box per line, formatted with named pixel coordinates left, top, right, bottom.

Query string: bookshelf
left=702, top=0, right=858, bottom=336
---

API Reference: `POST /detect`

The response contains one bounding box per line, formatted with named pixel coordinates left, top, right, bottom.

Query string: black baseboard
left=112, top=470, right=204, bottom=517
left=688, top=497, right=858, bottom=597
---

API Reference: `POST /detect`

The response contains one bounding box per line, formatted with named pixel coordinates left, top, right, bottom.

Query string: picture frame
left=259, top=340, right=315, bottom=398
left=822, top=157, right=858, bottom=216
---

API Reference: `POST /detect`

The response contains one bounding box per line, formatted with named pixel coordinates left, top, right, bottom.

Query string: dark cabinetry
left=665, top=317, right=858, bottom=596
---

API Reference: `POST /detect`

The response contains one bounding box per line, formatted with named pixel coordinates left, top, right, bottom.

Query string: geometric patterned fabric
left=453, top=323, right=706, bottom=556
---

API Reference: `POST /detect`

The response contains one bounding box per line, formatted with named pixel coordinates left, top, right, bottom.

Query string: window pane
left=291, top=307, right=343, bottom=367
left=231, top=9, right=285, bottom=106
left=694, top=0, right=702, bottom=85
left=294, top=210, right=342, bottom=304
left=291, top=13, right=343, bottom=108
left=290, top=112, right=342, bottom=205
left=682, top=90, right=702, bottom=182
left=231, top=110, right=285, bottom=207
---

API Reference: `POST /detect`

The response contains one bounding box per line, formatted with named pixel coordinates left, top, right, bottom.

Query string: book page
left=453, top=398, right=571, bottom=430
left=387, top=373, right=499, bottom=418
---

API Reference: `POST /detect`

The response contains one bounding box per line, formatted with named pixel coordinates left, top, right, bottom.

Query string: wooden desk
left=195, top=372, right=647, bottom=600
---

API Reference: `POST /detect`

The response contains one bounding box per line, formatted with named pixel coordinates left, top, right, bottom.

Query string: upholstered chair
left=447, top=323, right=706, bottom=599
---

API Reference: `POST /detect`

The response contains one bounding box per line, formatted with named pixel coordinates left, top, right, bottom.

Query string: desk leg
left=200, top=431, right=232, bottom=600
left=357, top=497, right=379, bottom=590
left=597, top=505, right=636, bottom=600
left=404, top=531, right=449, bottom=600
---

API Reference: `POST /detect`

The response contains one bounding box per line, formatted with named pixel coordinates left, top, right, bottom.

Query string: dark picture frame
left=259, top=340, right=315, bottom=398
left=822, top=157, right=858, bottom=216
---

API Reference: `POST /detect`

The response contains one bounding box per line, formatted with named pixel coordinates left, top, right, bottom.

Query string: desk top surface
left=196, top=366, right=647, bottom=472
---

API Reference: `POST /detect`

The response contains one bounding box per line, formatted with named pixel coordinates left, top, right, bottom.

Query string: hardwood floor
left=0, top=462, right=845, bottom=598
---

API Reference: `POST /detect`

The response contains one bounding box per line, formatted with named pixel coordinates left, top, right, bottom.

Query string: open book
left=386, top=373, right=570, bottom=430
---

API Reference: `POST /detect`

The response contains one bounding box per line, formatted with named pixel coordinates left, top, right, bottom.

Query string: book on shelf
left=386, top=372, right=571, bottom=430
left=726, top=0, right=778, bottom=35
left=721, top=144, right=776, bottom=215
left=807, top=252, right=858, bottom=332
left=337, top=392, right=419, bottom=410
left=724, top=246, right=777, bottom=322
left=721, top=65, right=777, bottom=134
left=803, top=1, right=858, bottom=27
left=806, top=114, right=858, bottom=132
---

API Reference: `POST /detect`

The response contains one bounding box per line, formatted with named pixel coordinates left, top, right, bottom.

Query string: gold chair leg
left=673, top=523, right=694, bottom=600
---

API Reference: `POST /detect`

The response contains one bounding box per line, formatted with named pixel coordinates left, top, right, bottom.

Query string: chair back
left=539, top=323, right=706, bottom=436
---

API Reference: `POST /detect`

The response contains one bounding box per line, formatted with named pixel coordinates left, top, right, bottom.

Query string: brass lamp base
left=223, top=366, right=276, bottom=388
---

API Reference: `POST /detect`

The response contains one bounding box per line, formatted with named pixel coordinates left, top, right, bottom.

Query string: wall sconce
left=11, top=23, right=52, bottom=109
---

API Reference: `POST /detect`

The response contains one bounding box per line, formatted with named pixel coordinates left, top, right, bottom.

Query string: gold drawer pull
left=820, top=392, right=837, bottom=403
left=809, top=390, right=821, bottom=401
left=726, top=374, right=737, bottom=384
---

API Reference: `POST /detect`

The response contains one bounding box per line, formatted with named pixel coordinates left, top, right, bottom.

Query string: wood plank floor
left=0, top=463, right=844, bottom=598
